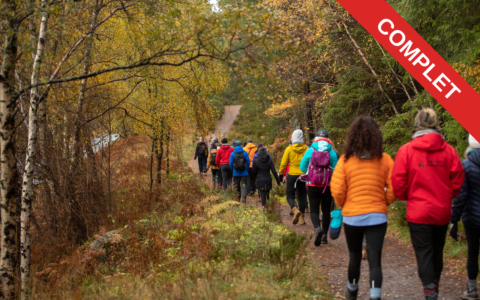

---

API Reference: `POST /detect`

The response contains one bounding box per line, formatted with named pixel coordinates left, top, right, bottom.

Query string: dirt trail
left=277, top=204, right=465, bottom=299
left=188, top=105, right=242, bottom=177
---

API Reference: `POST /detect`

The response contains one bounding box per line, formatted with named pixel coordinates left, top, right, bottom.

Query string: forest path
left=276, top=204, right=465, bottom=299
left=188, top=105, right=242, bottom=180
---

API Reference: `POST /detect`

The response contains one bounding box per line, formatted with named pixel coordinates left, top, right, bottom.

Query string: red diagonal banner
left=336, top=0, right=480, bottom=141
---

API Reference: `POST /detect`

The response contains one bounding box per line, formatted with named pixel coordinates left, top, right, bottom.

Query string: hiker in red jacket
left=215, top=138, right=234, bottom=190
left=392, top=108, right=464, bottom=300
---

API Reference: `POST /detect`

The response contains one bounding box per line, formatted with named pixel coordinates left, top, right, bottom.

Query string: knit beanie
left=214, top=137, right=219, bottom=142
left=291, top=129, right=304, bottom=144
left=257, top=143, right=264, bottom=149
left=316, top=129, right=328, bottom=138
left=258, top=147, right=267, bottom=155
left=469, top=134, right=480, bottom=149
left=247, top=138, right=253, bottom=143
left=221, top=138, right=228, bottom=144
left=413, top=108, right=441, bottom=132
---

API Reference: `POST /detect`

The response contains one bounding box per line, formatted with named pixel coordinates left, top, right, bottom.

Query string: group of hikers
left=194, top=108, right=480, bottom=300
left=194, top=136, right=277, bottom=205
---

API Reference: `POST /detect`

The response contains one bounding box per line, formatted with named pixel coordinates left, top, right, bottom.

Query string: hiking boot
left=461, top=288, right=479, bottom=300
left=424, top=283, right=438, bottom=300
left=321, top=234, right=328, bottom=244
left=345, top=288, right=358, bottom=300
left=292, top=207, right=301, bottom=224
left=212, top=182, right=217, bottom=190
left=290, top=209, right=294, bottom=216
left=314, top=227, right=322, bottom=247
left=298, top=213, right=306, bottom=225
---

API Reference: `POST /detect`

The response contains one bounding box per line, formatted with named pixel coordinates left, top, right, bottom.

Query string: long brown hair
left=344, top=116, right=383, bottom=160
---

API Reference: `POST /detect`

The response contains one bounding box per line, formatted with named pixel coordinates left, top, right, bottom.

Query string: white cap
left=469, top=134, right=480, bottom=149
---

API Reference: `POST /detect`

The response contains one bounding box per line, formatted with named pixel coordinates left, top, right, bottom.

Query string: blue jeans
left=197, top=156, right=207, bottom=173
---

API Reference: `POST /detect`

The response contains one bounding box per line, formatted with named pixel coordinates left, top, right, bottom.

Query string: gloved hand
left=450, top=223, right=458, bottom=241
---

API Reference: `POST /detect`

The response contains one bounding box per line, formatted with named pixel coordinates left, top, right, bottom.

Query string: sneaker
left=461, top=288, right=479, bottom=300
left=345, top=288, right=358, bottom=300
left=321, top=234, right=328, bottom=244
left=314, top=228, right=322, bottom=247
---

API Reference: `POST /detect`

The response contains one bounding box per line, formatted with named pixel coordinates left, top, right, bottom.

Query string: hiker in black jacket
left=451, top=134, right=480, bottom=300
left=252, top=147, right=281, bottom=207
left=194, top=137, right=208, bottom=174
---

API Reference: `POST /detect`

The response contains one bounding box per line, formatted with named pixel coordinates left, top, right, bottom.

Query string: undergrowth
left=32, top=137, right=331, bottom=299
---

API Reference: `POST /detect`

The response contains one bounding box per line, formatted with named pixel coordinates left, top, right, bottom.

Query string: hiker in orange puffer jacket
left=331, top=116, right=395, bottom=300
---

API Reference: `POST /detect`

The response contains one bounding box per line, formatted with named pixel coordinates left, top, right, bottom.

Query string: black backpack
left=210, top=153, right=217, bottom=166
left=233, top=152, right=247, bottom=171
left=199, top=143, right=206, bottom=156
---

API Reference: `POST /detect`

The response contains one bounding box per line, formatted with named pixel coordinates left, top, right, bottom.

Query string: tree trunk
left=0, top=2, right=19, bottom=298
left=338, top=20, right=399, bottom=115
left=166, top=128, right=170, bottom=176
left=20, top=2, right=49, bottom=299
left=156, top=124, right=165, bottom=185
left=150, top=137, right=156, bottom=197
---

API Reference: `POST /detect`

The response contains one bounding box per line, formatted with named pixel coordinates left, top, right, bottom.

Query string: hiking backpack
left=233, top=152, right=247, bottom=171
left=199, top=143, right=206, bottom=156
left=210, top=153, right=217, bottom=166
left=304, top=148, right=332, bottom=187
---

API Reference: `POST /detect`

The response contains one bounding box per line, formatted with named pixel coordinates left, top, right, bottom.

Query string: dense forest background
left=1, top=0, right=479, bottom=298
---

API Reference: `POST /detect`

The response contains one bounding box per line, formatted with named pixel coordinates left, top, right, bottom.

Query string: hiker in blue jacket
left=229, top=140, right=250, bottom=203
left=300, top=129, right=338, bottom=246
left=450, top=134, right=480, bottom=300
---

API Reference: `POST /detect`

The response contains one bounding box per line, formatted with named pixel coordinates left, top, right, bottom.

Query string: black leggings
left=259, top=189, right=270, bottom=206
left=465, top=226, right=480, bottom=280
left=308, top=186, right=333, bottom=234
left=344, top=223, right=387, bottom=288
left=408, top=222, right=448, bottom=286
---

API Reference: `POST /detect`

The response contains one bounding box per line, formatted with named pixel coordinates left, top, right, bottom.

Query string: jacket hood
left=291, top=129, right=304, bottom=144
left=258, top=153, right=270, bottom=163
left=234, top=146, right=244, bottom=153
left=210, top=149, right=217, bottom=153
left=469, top=149, right=480, bottom=168
left=245, top=143, right=256, bottom=150
left=411, top=133, right=446, bottom=152
left=220, top=144, right=231, bottom=150
left=312, top=141, right=332, bottom=152
left=291, top=143, right=308, bottom=154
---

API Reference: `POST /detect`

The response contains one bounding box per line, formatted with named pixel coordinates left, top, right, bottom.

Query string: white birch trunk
left=0, top=1, right=19, bottom=298
left=20, top=3, right=49, bottom=299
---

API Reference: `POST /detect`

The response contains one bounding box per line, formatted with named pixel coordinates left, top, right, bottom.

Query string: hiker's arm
left=244, top=151, right=250, bottom=167
left=385, top=155, right=396, bottom=205
left=392, top=146, right=409, bottom=201
left=451, top=163, right=469, bottom=224
left=229, top=153, right=234, bottom=170
left=450, top=149, right=465, bottom=198
left=194, top=144, right=198, bottom=159
left=300, top=149, right=311, bottom=173
left=215, top=150, right=221, bottom=166
left=330, top=149, right=338, bottom=170
left=271, top=161, right=280, bottom=184
left=206, top=153, right=211, bottom=170
left=278, top=147, right=289, bottom=175
left=330, top=157, right=347, bottom=207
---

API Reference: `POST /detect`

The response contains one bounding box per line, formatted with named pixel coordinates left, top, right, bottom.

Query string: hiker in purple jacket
left=300, top=129, right=339, bottom=246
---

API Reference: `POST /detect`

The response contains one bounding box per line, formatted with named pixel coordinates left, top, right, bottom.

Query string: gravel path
left=277, top=204, right=466, bottom=300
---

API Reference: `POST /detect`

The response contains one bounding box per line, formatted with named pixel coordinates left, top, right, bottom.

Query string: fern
left=207, top=201, right=240, bottom=217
